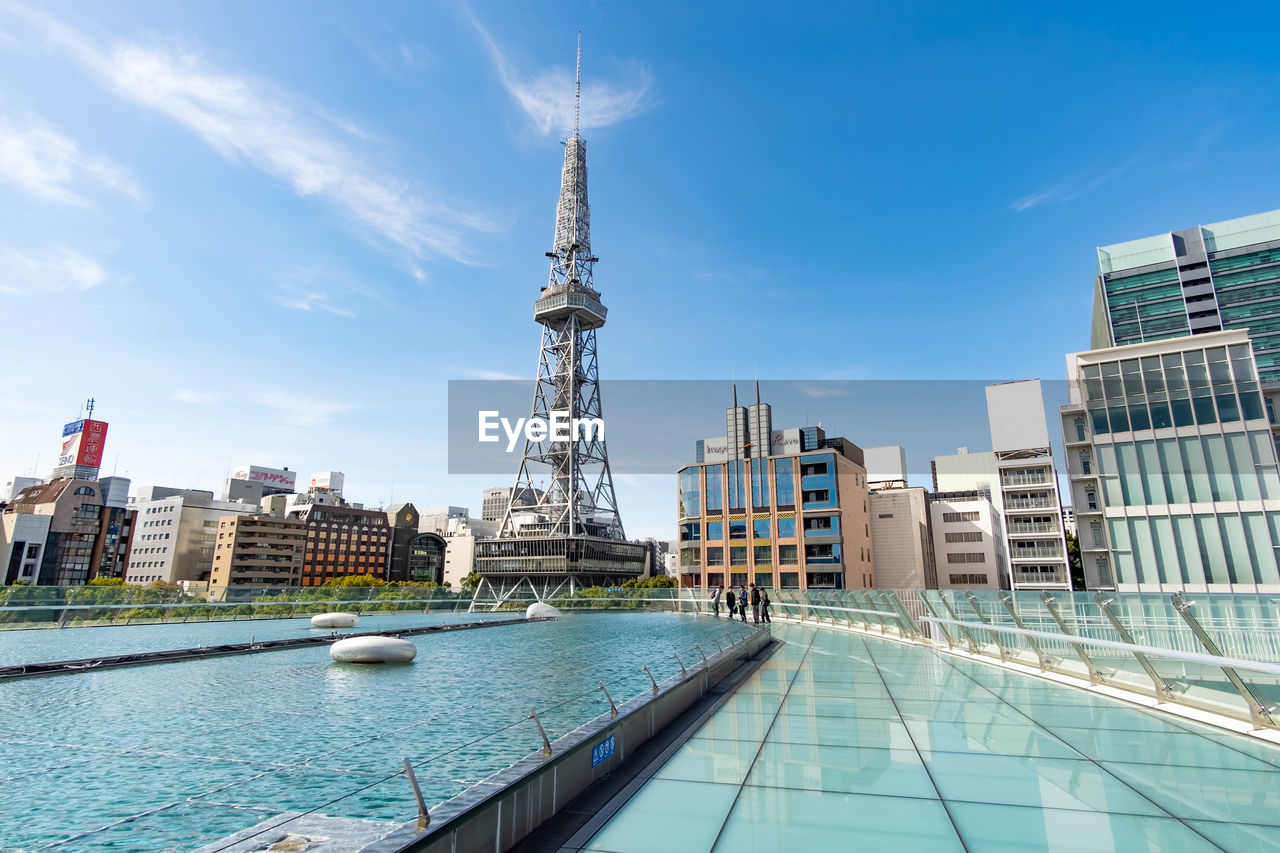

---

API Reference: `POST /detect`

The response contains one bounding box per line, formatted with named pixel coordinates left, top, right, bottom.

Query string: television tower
left=474, top=34, right=645, bottom=605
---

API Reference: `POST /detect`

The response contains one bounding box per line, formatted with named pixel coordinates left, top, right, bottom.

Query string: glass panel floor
left=579, top=623, right=1280, bottom=852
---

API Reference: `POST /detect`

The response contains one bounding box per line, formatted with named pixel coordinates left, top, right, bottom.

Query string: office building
left=1061, top=329, right=1280, bottom=592
left=865, top=445, right=936, bottom=589
left=290, top=502, right=391, bottom=585
left=208, top=515, right=306, bottom=599
left=418, top=505, right=470, bottom=534
left=387, top=503, right=448, bottom=584
left=1092, top=209, right=1280, bottom=394
left=677, top=390, right=874, bottom=591
left=929, top=490, right=1003, bottom=590
left=932, top=380, right=1071, bottom=590
left=4, top=477, right=40, bottom=503
left=480, top=488, right=542, bottom=523
left=127, top=488, right=256, bottom=585
left=2, top=479, right=135, bottom=585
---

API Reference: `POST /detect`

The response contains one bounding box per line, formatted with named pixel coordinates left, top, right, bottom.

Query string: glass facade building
left=1062, top=330, right=1280, bottom=592
left=1093, top=208, right=1280, bottom=391
left=677, top=405, right=873, bottom=591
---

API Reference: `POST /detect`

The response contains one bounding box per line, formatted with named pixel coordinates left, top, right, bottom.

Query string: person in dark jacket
left=737, top=587, right=748, bottom=622
left=724, top=587, right=736, bottom=618
left=749, top=584, right=761, bottom=624
left=710, top=585, right=722, bottom=617
left=760, top=589, right=771, bottom=623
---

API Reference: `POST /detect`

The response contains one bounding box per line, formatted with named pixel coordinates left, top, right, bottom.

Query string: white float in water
left=329, top=635, right=417, bottom=664
left=526, top=602, right=561, bottom=620
left=311, top=612, right=359, bottom=629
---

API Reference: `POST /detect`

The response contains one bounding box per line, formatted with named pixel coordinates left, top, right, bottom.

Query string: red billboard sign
left=58, top=419, right=109, bottom=468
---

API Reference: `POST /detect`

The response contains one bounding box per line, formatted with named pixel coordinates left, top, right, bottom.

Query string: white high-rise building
left=128, top=488, right=257, bottom=584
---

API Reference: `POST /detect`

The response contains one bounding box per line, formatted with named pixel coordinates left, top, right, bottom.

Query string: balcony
left=1010, top=546, right=1065, bottom=561
left=1011, top=568, right=1069, bottom=586
left=1004, top=496, right=1056, bottom=511
left=1001, top=472, right=1050, bottom=487
left=1007, top=522, right=1059, bottom=535
left=533, top=290, right=607, bottom=329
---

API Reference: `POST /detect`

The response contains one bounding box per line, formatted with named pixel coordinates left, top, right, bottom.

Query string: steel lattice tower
left=473, top=35, right=645, bottom=606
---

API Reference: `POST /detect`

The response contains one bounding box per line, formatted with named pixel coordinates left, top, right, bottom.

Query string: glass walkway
left=577, top=622, right=1280, bottom=852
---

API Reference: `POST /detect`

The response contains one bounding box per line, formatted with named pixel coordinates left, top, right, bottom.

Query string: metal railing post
left=599, top=681, right=619, bottom=716
left=403, top=758, right=430, bottom=831
left=965, top=591, right=1010, bottom=662
left=529, top=708, right=553, bottom=755
left=917, top=594, right=954, bottom=649
left=674, top=652, right=687, bottom=677
left=643, top=665, right=660, bottom=694
left=1172, top=593, right=1278, bottom=729
left=999, top=593, right=1050, bottom=672
left=1095, top=593, right=1174, bottom=703
left=936, top=593, right=980, bottom=654
left=696, top=643, right=708, bottom=663
left=1041, top=592, right=1102, bottom=685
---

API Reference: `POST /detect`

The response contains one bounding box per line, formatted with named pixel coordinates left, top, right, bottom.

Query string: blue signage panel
left=591, top=735, right=616, bottom=767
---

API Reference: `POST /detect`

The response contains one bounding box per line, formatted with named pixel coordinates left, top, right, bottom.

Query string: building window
left=774, top=458, right=795, bottom=507
left=706, top=520, right=723, bottom=540
left=730, top=546, right=747, bottom=566
left=679, top=468, right=701, bottom=517
left=729, top=520, right=747, bottom=539
left=705, top=465, right=724, bottom=512
left=941, top=511, right=980, bottom=523
left=706, top=547, right=724, bottom=566
left=777, top=517, right=796, bottom=538
left=944, top=531, right=983, bottom=543
left=753, top=545, right=772, bottom=564
left=948, top=573, right=989, bottom=585
left=679, top=522, right=701, bottom=542
left=946, top=553, right=986, bottom=564
left=752, top=519, right=770, bottom=539
left=778, top=544, right=798, bottom=565
left=779, top=572, right=800, bottom=589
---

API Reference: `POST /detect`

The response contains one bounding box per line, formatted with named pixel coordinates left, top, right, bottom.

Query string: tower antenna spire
left=574, top=31, right=582, bottom=137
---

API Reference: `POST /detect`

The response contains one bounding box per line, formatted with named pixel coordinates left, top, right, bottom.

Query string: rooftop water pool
left=0, top=610, right=754, bottom=852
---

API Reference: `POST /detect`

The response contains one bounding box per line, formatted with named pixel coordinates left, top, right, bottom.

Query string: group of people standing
left=709, top=583, right=770, bottom=624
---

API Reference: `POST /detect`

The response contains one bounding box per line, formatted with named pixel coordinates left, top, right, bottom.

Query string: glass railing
left=1009, top=546, right=1064, bottom=559
left=915, top=589, right=1280, bottom=730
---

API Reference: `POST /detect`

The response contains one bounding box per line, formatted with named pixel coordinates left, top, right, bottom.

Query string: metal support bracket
left=999, top=593, right=1050, bottom=672
left=600, top=681, right=619, bottom=716
left=1041, top=592, right=1102, bottom=685
left=965, top=591, right=1010, bottom=662
left=643, top=665, right=659, bottom=694
left=529, top=708, right=552, bottom=755
left=937, top=593, right=981, bottom=654
left=403, top=758, right=430, bottom=832
left=674, top=652, right=687, bottom=676
left=1095, top=593, right=1174, bottom=703
left=1172, top=593, right=1278, bottom=729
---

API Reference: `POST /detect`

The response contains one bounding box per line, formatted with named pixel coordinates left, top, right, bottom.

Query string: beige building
left=869, top=486, right=935, bottom=589
left=209, top=515, right=306, bottom=599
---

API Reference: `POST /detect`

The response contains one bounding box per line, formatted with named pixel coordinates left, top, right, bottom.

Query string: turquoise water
left=585, top=622, right=1280, bottom=852
left=0, top=610, right=506, bottom=667
left=0, top=612, right=754, bottom=852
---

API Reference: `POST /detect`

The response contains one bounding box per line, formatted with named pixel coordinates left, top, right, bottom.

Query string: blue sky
left=2, top=1, right=1280, bottom=539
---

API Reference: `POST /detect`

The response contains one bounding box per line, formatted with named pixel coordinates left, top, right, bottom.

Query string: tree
left=88, top=577, right=124, bottom=586
left=624, top=575, right=676, bottom=589
left=460, top=572, right=482, bottom=591
left=1065, top=530, right=1084, bottom=590
left=322, top=574, right=386, bottom=587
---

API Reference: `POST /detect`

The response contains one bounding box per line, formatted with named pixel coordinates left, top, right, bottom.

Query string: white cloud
left=467, top=12, right=653, bottom=136
left=275, top=289, right=356, bottom=318
left=1010, top=157, right=1140, bottom=212
left=0, top=113, right=147, bottom=207
left=253, top=388, right=355, bottom=428
left=454, top=367, right=525, bottom=381
left=6, top=4, right=495, bottom=266
left=0, top=245, right=106, bottom=294
left=171, top=390, right=218, bottom=404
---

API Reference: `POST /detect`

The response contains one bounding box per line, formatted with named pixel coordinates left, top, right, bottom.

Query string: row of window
left=1088, top=389, right=1265, bottom=435
left=946, top=553, right=986, bottom=564
left=1094, top=431, right=1280, bottom=506
left=947, top=573, right=989, bottom=585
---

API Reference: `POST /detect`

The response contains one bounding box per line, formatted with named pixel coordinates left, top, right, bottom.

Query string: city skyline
left=5, top=2, right=1280, bottom=539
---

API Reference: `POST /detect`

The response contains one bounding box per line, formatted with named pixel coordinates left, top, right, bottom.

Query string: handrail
left=919, top=614, right=1280, bottom=677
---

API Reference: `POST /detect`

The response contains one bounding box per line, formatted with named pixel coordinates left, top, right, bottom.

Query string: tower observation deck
left=473, top=35, right=646, bottom=606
